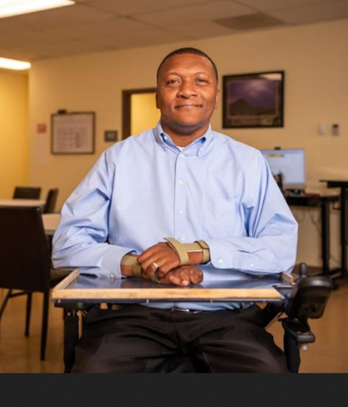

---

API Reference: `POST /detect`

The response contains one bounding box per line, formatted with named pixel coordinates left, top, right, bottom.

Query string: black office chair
left=43, top=188, right=59, bottom=214
left=0, top=206, right=69, bottom=360
left=58, top=263, right=332, bottom=373
left=13, top=186, right=41, bottom=200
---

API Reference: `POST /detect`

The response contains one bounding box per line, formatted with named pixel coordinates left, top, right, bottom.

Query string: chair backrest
left=13, top=186, right=41, bottom=200
left=0, top=206, right=51, bottom=293
left=43, top=188, right=59, bottom=214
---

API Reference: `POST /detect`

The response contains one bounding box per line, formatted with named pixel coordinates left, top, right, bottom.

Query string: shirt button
left=180, top=237, right=185, bottom=242
left=109, top=273, right=115, bottom=281
left=180, top=153, right=185, bottom=158
left=178, top=210, right=183, bottom=215
left=218, top=259, right=224, bottom=264
left=250, top=264, right=254, bottom=268
left=178, top=180, right=184, bottom=185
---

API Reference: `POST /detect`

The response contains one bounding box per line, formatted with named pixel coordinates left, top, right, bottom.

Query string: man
left=52, top=47, right=298, bottom=373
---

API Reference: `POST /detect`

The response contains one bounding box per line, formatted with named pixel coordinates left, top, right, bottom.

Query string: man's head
left=156, top=47, right=219, bottom=83
left=156, top=47, right=220, bottom=144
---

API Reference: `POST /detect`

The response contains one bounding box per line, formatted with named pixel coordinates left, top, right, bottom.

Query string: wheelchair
left=58, top=263, right=333, bottom=373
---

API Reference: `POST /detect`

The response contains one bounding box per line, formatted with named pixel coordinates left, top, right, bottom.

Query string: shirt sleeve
left=204, top=154, right=298, bottom=275
left=52, top=151, right=134, bottom=279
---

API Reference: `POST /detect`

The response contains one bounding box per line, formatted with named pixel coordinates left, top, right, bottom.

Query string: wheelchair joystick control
left=299, top=262, right=308, bottom=278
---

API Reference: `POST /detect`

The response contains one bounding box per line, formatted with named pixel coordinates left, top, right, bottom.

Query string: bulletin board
left=51, top=112, right=95, bottom=154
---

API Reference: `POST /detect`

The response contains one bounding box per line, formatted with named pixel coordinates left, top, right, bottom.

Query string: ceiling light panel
left=0, top=0, right=75, bottom=19
left=0, top=56, right=31, bottom=70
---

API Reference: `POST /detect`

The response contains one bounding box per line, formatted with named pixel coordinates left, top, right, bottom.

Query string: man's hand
left=137, top=242, right=180, bottom=279
left=158, top=265, right=204, bottom=286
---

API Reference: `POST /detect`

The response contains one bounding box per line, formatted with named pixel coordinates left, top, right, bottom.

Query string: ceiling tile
left=236, top=0, right=336, bottom=12
left=3, top=40, right=108, bottom=61
left=45, top=17, right=153, bottom=43
left=0, top=47, right=36, bottom=61
left=267, top=1, right=348, bottom=24
left=28, top=40, right=110, bottom=59
left=79, top=0, right=210, bottom=16
left=98, top=27, right=190, bottom=49
left=0, top=31, right=66, bottom=47
left=133, top=1, right=255, bottom=27
left=169, top=21, right=236, bottom=38
left=0, top=4, right=115, bottom=30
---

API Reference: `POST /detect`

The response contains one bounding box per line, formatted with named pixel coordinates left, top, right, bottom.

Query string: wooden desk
left=320, top=180, right=348, bottom=276
left=0, top=199, right=46, bottom=207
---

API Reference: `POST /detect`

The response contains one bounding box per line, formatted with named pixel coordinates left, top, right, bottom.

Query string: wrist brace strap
left=120, top=255, right=142, bottom=278
left=164, top=237, right=210, bottom=265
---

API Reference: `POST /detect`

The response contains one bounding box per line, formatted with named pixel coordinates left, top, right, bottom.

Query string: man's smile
left=175, top=104, right=202, bottom=109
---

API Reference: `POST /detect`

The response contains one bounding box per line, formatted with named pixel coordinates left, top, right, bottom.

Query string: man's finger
left=167, top=273, right=189, bottom=286
left=137, top=245, right=158, bottom=262
left=142, top=262, right=160, bottom=280
left=190, top=268, right=203, bottom=284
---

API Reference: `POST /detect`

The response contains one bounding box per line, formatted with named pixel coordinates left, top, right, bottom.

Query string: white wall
left=29, top=19, right=348, bottom=267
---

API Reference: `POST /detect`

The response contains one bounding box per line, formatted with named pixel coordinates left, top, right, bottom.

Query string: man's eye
left=197, top=78, right=207, bottom=83
left=167, top=79, right=179, bottom=84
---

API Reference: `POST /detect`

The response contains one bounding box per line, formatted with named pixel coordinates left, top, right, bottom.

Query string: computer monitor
left=261, top=148, right=305, bottom=192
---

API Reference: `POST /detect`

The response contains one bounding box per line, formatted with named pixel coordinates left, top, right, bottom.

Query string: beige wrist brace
left=164, top=237, right=210, bottom=265
left=120, top=255, right=142, bottom=278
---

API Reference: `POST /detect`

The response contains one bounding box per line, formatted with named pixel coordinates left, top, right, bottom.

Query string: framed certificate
left=51, top=112, right=95, bottom=154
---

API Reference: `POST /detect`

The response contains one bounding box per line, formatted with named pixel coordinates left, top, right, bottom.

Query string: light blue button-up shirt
left=52, top=123, right=298, bottom=310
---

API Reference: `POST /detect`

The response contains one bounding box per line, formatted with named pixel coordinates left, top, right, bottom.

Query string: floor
left=0, top=276, right=348, bottom=373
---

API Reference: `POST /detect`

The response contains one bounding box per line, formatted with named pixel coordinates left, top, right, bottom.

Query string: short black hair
left=156, top=47, right=218, bottom=83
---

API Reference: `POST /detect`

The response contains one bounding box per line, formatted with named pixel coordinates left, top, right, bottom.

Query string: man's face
left=156, top=53, right=219, bottom=137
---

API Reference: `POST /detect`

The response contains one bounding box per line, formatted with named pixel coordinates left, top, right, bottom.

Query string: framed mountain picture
left=222, top=71, right=284, bottom=128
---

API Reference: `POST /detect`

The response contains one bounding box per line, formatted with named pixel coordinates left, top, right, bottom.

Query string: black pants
left=72, top=304, right=288, bottom=373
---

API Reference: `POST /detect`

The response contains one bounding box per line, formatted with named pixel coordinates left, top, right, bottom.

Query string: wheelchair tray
left=52, top=268, right=294, bottom=305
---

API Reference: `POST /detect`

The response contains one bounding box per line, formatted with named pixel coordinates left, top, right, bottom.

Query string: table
left=42, top=213, right=60, bottom=235
left=286, top=194, right=339, bottom=276
left=320, top=180, right=348, bottom=276
left=0, top=199, right=46, bottom=207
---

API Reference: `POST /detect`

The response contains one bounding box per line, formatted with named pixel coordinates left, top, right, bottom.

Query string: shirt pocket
left=199, top=189, right=245, bottom=239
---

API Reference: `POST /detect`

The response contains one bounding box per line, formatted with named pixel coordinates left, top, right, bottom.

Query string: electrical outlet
left=318, top=123, right=327, bottom=135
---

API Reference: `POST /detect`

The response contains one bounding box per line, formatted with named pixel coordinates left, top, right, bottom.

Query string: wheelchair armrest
left=284, top=275, right=333, bottom=321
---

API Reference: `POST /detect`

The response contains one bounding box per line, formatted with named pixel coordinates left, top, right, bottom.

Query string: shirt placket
left=173, top=152, right=188, bottom=243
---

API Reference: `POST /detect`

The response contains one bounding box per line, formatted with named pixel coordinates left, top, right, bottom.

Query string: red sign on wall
left=37, top=123, right=47, bottom=133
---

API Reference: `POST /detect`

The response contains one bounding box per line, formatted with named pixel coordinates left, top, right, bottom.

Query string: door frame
left=122, top=88, right=156, bottom=139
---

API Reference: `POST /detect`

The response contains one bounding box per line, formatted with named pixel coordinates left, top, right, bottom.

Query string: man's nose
left=177, top=81, right=197, bottom=98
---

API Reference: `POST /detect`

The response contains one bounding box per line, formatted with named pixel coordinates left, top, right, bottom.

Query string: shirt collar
left=154, top=122, right=214, bottom=157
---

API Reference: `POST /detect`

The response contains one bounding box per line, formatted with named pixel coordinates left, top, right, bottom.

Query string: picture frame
left=51, top=112, right=95, bottom=154
left=222, top=71, right=284, bottom=128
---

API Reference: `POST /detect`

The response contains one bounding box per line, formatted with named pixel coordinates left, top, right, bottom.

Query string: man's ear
left=214, top=88, right=220, bottom=110
left=155, top=90, right=160, bottom=109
